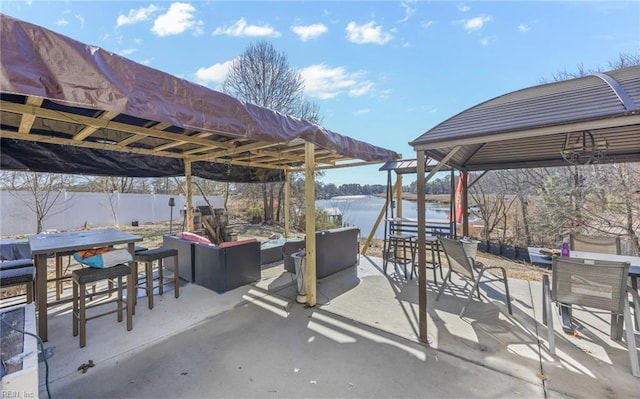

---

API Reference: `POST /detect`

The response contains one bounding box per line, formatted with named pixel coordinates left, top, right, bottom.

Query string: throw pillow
left=176, top=231, right=212, bottom=245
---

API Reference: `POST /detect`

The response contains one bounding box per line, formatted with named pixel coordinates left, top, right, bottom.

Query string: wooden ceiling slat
left=18, top=96, right=43, bottom=134
left=1, top=101, right=237, bottom=150
left=73, top=110, right=119, bottom=141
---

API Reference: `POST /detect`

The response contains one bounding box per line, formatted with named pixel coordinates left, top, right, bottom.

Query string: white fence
left=0, top=191, right=223, bottom=236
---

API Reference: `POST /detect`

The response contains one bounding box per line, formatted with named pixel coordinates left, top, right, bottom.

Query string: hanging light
left=561, top=130, right=608, bottom=165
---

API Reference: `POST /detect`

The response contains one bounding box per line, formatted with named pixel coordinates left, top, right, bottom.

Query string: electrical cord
left=0, top=315, right=52, bottom=399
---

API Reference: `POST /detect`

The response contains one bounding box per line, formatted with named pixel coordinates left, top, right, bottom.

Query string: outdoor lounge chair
left=569, top=233, right=621, bottom=255
left=436, top=237, right=512, bottom=317
left=542, top=256, right=639, bottom=377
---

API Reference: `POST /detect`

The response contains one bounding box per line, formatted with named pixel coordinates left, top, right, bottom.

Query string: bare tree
left=469, top=171, right=517, bottom=241
left=5, top=172, right=69, bottom=233
left=222, top=41, right=322, bottom=223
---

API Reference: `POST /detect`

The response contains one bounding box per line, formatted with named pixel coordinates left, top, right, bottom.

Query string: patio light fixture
left=561, top=130, right=608, bottom=165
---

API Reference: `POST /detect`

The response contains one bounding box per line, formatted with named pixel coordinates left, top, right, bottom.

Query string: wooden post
left=417, top=150, right=428, bottom=343
left=185, top=160, right=193, bottom=232
left=361, top=179, right=401, bottom=255
left=304, top=142, right=317, bottom=306
left=284, top=170, right=290, bottom=239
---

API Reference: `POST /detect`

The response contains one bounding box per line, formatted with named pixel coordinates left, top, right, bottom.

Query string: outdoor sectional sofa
left=283, top=226, right=360, bottom=279
left=162, top=234, right=261, bottom=293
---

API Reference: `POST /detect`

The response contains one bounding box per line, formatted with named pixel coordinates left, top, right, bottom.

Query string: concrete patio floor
left=35, top=255, right=639, bottom=398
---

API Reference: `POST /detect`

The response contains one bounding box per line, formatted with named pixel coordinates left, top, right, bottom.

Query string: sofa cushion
left=176, top=231, right=211, bottom=245
left=219, top=238, right=257, bottom=249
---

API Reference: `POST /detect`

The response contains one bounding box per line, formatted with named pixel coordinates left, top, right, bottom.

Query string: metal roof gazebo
left=409, top=66, right=640, bottom=343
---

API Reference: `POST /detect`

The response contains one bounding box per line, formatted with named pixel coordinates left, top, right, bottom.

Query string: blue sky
left=2, top=1, right=638, bottom=186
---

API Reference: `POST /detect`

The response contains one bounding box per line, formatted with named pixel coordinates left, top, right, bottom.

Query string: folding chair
left=436, top=237, right=512, bottom=317
left=542, top=256, right=639, bottom=377
left=569, top=233, right=621, bottom=255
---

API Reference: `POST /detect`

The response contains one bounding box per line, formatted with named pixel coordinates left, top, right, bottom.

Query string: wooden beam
left=361, top=179, right=401, bottom=256
left=292, top=160, right=381, bottom=172
left=73, top=110, right=119, bottom=141
left=304, top=141, right=317, bottom=307
left=1, top=101, right=238, bottom=149
left=117, top=134, right=144, bottom=147
left=17, top=97, right=43, bottom=134
left=0, top=129, right=286, bottom=170
left=396, top=173, right=403, bottom=218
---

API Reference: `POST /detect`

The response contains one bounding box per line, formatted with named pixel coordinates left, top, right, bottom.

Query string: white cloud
left=353, top=108, right=370, bottom=116
left=75, top=15, right=85, bottom=29
left=116, top=5, right=159, bottom=28
left=300, top=64, right=373, bottom=99
left=213, top=18, right=280, bottom=38
left=398, top=2, right=416, bottom=23
left=55, top=18, right=68, bottom=27
left=463, top=15, right=492, bottom=32
left=152, top=2, right=203, bottom=37
left=195, top=59, right=235, bottom=85
left=345, top=21, right=393, bottom=45
left=291, top=23, right=328, bottom=41
left=349, top=82, right=374, bottom=97
left=458, top=5, right=471, bottom=12
left=120, top=48, right=137, bottom=56
left=518, top=24, right=531, bottom=33
left=479, top=36, right=496, bottom=46
left=421, top=20, right=434, bottom=30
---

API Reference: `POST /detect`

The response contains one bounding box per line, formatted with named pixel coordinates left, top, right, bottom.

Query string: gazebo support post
left=417, top=150, right=428, bottom=342
left=185, top=160, right=193, bottom=232
left=304, top=142, right=317, bottom=307
left=462, top=170, right=469, bottom=237
left=284, top=170, right=290, bottom=239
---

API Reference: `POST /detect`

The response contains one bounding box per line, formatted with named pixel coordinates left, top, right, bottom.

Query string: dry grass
left=1, top=219, right=547, bottom=301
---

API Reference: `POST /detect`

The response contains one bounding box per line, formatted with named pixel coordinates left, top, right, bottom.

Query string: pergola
left=0, top=14, right=399, bottom=306
left=410, top=66, right=640, bottom=343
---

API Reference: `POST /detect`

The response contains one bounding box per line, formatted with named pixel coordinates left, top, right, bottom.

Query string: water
left=316, top=195, right=451, bottom=239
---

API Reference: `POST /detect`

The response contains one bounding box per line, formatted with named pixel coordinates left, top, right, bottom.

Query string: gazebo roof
left=0, top=14, right=398, bottom=182
left=410, top=66, right=640, bottom=171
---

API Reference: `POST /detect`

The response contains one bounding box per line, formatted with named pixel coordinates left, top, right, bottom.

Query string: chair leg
left=117, top=276, right=123, bottom=323
left=628, top=287, right=640, bottom=331
left=26, top=280, right=34, bottom=304
left=500, top=267, right=512, bottom=315
left=126, top=271, right=133, bottom=331
left=623, top=298, right=639, bottom=377
left=79, top=282, right=86, bottom=348
left=72, top=281, right=79, bottom=337
left=543, top=275, right=556, bottom=354
left=146, top=261, right=154, bottom=309
left=158, top=259, right=164, bottom=296
left=173, top=255, right=179, bottom=299
left=460, top=270, right=485, bottom=317
left=56, top=255, right=63, bottom=301
left=436, top=269, right=452, bottom=301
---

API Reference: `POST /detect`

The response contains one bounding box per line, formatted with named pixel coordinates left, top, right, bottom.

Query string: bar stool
left=0, top=259, right=36, bottom=305
left=134, top=248, right=179, bottom=309
left=387, top=233, right=416, bottom=279
left=56, top=246, right=148, bottom=300
left=72, top=264, right=132, bottom=348
left=419, top=236, right=444, bottom=283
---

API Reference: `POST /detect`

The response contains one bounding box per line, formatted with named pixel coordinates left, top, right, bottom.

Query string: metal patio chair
left=436, top=237, right=512, bottom=317
left=542, top=256, right=639, bottom=377
left=569, top=233, right=621, bottom=255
